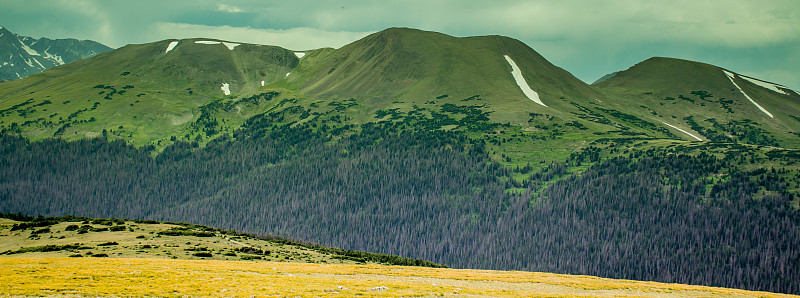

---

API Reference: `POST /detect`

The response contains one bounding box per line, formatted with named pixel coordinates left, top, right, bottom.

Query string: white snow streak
left=195, top=40, right=239, bottom=50
left=221, top=83, right=231, bottom=95
left=723, top=70, right=774, bottom=118
left=19, top=42, right=40, bottom=56
left=165, top=41, right=179, bottom=53
left=286, top=72, right=290, bottom=77
left=294, top=52, right=305, bottom=58
left=504, top=55, right=546, bottom=107
left=261, top=80, right=265, bottom=86
left=662, top=122, right=703, bottom=141
left=31, top=57, right=45, bottom=69
left=222, top=42, right=240, bottom=50
left=739, top=75, right=789, bottom=95
left=43, top=48, right=64, bottom=65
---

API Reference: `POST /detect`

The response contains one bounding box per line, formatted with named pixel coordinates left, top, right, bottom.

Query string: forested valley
left=1, top=107, right=799, bottom=294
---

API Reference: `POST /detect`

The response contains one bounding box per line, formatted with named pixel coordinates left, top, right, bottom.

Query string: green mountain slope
left=284, top=28, right=604, bottom=123
left=3, top=30, right=798, bottom=150
left=2, top=27, right=660, bottom=156
left=593, top=57, right=800, bottom=148
left=0, top=38, right=298, bottom=145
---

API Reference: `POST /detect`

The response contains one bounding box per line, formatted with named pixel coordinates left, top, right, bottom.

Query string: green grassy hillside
left=3, top=30, right=798, bottom=152
left=594, top=57, right=800, bottom=148
left=2, top=29, right=798, bottom=179
left=0, top=214, right=441, bottom=267
left=0, top=39, right=298, bottom=146
left=281, top=28, right=618, bottom=128
left=1, top=28, right=724, bottom=155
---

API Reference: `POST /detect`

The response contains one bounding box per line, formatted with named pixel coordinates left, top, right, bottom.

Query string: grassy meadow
left=3, top=216, right=798, bottom=297
left=2, top=256, right=798, bottom=297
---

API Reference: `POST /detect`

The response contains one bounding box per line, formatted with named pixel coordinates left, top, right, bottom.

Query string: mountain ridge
left=0, top=26, right=112, bottom=80
left=1, top=27, right=797, bottom=149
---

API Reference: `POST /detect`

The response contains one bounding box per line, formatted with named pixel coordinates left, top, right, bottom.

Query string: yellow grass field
left=1, top=256, right=797, bottom=297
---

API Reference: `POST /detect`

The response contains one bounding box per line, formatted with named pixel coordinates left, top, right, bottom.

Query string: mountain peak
left=287, top=27, right=598, bottom=122
left=375, top=27, right=444, bottom=36
left=602, top=56, right=797, bottom=96
left=0, top=26, right=13, bottom=38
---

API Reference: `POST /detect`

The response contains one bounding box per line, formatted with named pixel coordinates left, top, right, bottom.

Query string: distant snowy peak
left=0, top=26, right=112, bottom=80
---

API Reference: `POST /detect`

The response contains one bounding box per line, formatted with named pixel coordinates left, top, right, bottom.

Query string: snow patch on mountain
left=739, top=75, right=789, bottom=95
left=165, top=41, right=179, bottom=53
left=261, top=80, right=265, bottom=86
left=194, top=40, right=239, bottom=50
left=221, top=83, right=231, bottom=95
left=20, top=42, right=40, bottom=56
left=43, top=50, right=64, bottom=65
left=31, top=57, right=45, bottom=69
left=504, top=55, right=546, bottom=107
left=294, top=52, right=305, bottom=58
left=662, top=122, right=703, bottom=141
left=723, top=70, right=774, bottom=118
left=222, top=42, right=239, bottom=50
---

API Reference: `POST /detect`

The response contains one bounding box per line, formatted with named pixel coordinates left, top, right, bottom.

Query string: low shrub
left=157, top=228, right=214, bottom=237
left=2, top=244, right=83, bottom=254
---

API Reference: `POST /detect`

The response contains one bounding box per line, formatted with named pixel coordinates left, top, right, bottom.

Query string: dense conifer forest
left=2, top=108, right=799, bottom=294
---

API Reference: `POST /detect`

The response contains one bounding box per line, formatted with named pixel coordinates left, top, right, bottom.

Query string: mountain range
left=0, top=27, right=111, bottom=81
left=1, top=27, right=797, bottom=149
left=1, top=27, right=799, bottom=295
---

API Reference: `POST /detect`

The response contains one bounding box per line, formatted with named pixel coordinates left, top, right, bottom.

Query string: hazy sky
left=2, top=0, right=798, bottom=90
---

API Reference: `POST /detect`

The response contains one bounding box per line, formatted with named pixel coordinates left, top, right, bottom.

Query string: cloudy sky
left=2, top=0, right=798, bottom=89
